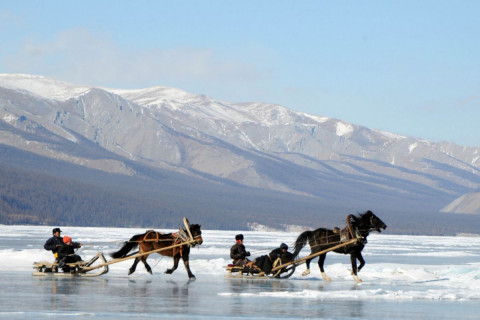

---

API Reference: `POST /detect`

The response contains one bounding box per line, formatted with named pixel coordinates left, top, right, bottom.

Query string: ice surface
left=0, top=225, right=479, bottom=319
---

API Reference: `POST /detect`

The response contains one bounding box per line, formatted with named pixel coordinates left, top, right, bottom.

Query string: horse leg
left=350, top=253, right=362, bottom=283
left=356, top=252, right=366, bottom=272
left=165, top=255, right=180, bottom=274
left=182, top=256, right=196, bottom=280
left=129, top=257, right=140, bottom=275
left=302, top=258, right=312, bottom=276
left=141, top=255, right=153, bottom=274
left=318, top=253, right=331, bottom=281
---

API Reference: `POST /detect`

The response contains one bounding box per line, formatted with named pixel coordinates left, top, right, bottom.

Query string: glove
left=246, top=251, right=251, bottom=257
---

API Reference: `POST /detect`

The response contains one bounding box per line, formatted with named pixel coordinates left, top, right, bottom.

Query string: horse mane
left=312, top=227, right=331, bottom=233
left=358, top=210, right=373, bottom=218
left=348, top=210, right=375, bottom=237
left=351, top=210, right=373, bottom=224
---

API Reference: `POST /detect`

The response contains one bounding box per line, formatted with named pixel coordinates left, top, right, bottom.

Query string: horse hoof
left=128, top=270, right=134, bottom=275
left=165, top=269, right=172, bottom=274
left=189, top=276, right=196, bottom=281
left=302, top=269, right=310, bottom=277
left=148, top=270, right=153, bottom=275
left=321, top=272, right=331, bottom=282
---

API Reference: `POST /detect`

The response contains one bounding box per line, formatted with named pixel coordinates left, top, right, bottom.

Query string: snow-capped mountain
left=1, top=73, right=480, bottom=217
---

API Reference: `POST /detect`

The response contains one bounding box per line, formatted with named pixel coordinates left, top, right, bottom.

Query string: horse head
left=189, top=224, right=203, bottom=247
left=364, top=210, right=387, bottom=233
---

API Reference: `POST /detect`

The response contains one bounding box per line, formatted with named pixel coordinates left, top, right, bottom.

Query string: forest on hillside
left=1, top=163, right=480, bottom=236
left=0, top=165, right=180, bottom=227
left=0, top=162, right=317, bottom=230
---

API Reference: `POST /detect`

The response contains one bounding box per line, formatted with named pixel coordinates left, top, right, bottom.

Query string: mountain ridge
left=1, top=73, right=479, bottom=233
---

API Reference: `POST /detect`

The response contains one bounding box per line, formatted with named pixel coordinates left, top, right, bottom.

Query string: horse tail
left=293, top=230, right=312, bottom=258
left=110, top=234, right=142, bottom=259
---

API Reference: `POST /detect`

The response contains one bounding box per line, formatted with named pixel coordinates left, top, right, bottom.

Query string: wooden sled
left=33, top=252, right=109, bottom=277
left=225, top=238, right=360, bottom=280
left=225, top=257, right=296, bottom=279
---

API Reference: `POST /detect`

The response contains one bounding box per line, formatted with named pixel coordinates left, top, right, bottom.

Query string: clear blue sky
left=1, top=0, right=479, bottom=146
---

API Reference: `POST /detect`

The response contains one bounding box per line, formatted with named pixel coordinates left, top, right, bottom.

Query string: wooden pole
left=183, top=217, right=194, bottom=241
left=271, top=238, right=358, bottom=272
left=81, top=239, right=195, bottom=272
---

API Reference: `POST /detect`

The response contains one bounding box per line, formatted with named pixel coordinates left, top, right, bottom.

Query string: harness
left=174, top=228, right=190, bottom=243
left=171, top=228, right=191, bottom=257
left=144, top=230, right=159, bottom=243
left=309, top=214, right=370, bottom=250
left=139, top=228, right=195, bottom=257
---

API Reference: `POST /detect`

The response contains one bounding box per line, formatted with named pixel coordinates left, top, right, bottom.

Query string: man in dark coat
left=56, top=236, right=83, bottom=269
left=247, top=243, right=294, bottom=275
left=44, top=228, right=64, bottom=259
left=269, top=243, right=294, bottom=262
left=230, top=234, right=251, bottom=267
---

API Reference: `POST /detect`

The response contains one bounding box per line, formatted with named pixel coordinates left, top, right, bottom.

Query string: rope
left=150, top=255, right=164, bottom=271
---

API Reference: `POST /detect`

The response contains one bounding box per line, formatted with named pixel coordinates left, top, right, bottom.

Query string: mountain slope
left=1, top=73, right=480, bottom=234
left=441, top=192, right=480, bottom=214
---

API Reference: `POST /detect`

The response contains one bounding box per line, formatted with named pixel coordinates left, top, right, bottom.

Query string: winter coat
left=56, top=242, right=82, bottom=262
left=253, top=246, right=295, bottom=274
left=230, top=243, right=250, bottom=260
left=43, top=236, right=64, bottom=253
left=269, top=247, right=294, bottom=263
left=253, top=255, right=273, bottom=274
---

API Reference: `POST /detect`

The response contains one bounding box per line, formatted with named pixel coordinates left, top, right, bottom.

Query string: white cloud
left=4, top=28, right=268, bottom=90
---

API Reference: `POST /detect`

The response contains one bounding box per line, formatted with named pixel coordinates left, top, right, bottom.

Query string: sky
left=1, top=0, right=479, bottom=147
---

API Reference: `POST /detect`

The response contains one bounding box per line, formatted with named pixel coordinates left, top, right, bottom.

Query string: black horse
left=110, top=223, right=203, bottom=279
left=293, top=210, right=386, bottom=282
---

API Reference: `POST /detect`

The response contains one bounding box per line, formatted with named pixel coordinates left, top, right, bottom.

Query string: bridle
left=190, top=230, right=203, bottom=247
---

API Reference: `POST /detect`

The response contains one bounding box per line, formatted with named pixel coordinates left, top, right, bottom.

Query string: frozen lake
left=1, top=225, right=479, bottom=319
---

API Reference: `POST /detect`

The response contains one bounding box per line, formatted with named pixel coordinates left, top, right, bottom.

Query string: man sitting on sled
left=246, top=243, right=294, bottom=276
left=230, top=234, right=251, bottom=267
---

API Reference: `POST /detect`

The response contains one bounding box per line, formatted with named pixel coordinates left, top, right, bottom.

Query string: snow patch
left=336, top=121, right=353, bottom=137
left=409, top=142, right=418, bottom=154
left=0, top=73, right=90, bottom=100
left=2, top=113, right=18, bottom=123
left=372, top=128, right=406, bottom=140
left=298, top=112, right=329, bottom=123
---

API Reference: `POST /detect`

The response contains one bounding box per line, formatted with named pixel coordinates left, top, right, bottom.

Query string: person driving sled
left=43, top=228, right=64, bottom=259
left=56, top=236, right=83, bottom=270
left=246, top=243, right=294, bottom=275
left=230, top=234, right=251, bottom=267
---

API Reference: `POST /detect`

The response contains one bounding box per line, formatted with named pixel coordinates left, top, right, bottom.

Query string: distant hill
left=441, top=192, right=480, bottom=214
left=1, top=73, right=480, bottom=235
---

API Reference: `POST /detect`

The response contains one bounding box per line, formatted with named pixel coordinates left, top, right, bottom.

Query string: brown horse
left=110, top=223, right=203, bottom=279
